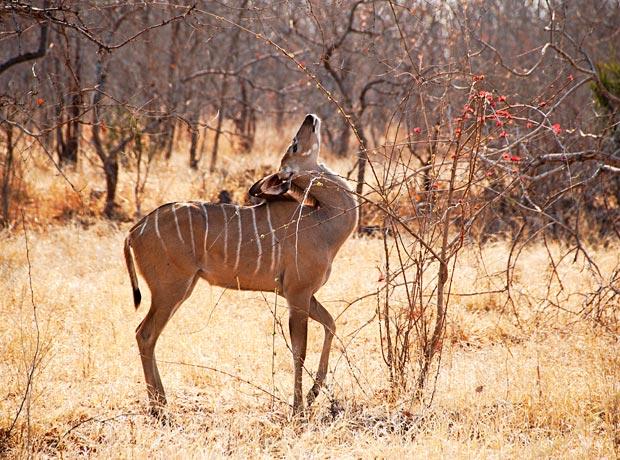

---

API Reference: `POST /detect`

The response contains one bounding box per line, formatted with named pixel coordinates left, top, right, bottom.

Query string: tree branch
left=0, top=1, right=49, bottom=75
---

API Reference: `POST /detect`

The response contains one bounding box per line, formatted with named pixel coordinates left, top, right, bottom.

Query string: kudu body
left=124, top=114, right=358, bottom=415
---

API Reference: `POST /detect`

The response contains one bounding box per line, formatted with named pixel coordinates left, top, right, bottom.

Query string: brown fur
left=124, top=114, right=358, bottom=416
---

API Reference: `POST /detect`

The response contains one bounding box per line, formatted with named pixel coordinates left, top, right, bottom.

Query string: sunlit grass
left=0, top=130, right=618, bottom=458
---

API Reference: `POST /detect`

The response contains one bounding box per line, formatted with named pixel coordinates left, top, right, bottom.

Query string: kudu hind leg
left=136, top=273, right=199, bottom=416
left=306, top=296, right=336, bottom=407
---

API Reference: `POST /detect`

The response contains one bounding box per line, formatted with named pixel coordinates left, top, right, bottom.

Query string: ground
left=0, top=131, right=618, bottom=458
left=1, top=223, right=618, bottom=458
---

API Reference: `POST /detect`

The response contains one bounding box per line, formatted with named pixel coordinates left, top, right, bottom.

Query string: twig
left=7, top=212, right=41, bottom=445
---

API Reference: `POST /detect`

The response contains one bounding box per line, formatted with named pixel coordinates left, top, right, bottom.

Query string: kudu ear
left=249, top=172, right=319, bottom=208
left=249, top=172, right=292, bottom=199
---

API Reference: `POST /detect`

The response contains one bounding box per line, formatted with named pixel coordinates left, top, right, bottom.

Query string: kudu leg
left=306, top=296, right=336, bottom=407
left=287, top=293, right=311, bottom=415
left=136, top=273, right=198, bottom=417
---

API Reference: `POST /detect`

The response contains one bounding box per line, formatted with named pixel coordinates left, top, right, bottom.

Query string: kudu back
left=124, top=114, right=358, bottom=416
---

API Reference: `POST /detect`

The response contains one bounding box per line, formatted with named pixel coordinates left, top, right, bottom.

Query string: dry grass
left=1, top=133, right=619, bottom=458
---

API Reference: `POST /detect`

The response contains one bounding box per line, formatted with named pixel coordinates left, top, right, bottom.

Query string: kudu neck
left=292, top=163, right=358, bottom=216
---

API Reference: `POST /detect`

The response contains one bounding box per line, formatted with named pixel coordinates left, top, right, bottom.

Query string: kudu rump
left=124, top=114, right=358, bottom=416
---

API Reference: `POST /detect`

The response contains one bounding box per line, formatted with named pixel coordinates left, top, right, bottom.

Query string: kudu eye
left=292, top=143, right=298, bottom=153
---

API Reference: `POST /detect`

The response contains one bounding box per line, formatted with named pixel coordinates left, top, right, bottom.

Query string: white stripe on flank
left=251, top=207, right=262, bottom=275
left=233, top=205, right=242, bottom=273
left=276, top=234, right=282, bottom=272
left=154, top=207, right=162, bottom=239
left=266, top=205, right=276, bottom=273
left=139, top=214, right=149, bottom=236
left=187, top=204, right=195, bottom=259
left=221, top=205, right=228, bottom=264
left=173, top=204, right=184, bottom=243
left=202, top=203, right=209, bottom=258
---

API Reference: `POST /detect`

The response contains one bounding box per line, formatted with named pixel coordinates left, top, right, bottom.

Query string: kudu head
left=279, top=113, right=321, bottom=176
left=249, top=114, right=322, bottom=206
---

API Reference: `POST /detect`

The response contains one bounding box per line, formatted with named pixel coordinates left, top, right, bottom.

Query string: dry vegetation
left=2, top=2, right=620, bottom=458
left=1, top=136, right=618, bottom=458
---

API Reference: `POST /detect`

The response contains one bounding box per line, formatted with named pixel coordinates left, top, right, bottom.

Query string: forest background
left=0, top=1, right=619, bottom=457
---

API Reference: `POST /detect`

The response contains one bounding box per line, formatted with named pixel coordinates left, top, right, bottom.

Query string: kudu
left=124, top=114, right=358, bottom=416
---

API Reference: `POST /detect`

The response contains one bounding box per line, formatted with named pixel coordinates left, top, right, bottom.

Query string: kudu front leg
left=306, top=296, right=336, bottom=407
left=287, top=295, right=310, bottom=415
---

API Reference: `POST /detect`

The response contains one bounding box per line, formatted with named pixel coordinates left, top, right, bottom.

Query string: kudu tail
left=124, top=236, right=142, bottom=309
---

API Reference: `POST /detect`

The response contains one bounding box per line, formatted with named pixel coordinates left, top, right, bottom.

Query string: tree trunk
left=210, top=106, right=225, bottom=172
left=57, top=109, right=80, bottom=166
left=1, top=125, right=14, bottom=227
left=103, top=157, right=119, bottom=218
left=338, top=122, right=352, bottom=157
left=355, top=149, right=366, bottom=231
left=275, top=91, right=285, bottom=132
left=93, top=52, right=127, bottom=218
left=234, top=80, right=256, bottom=152
left=66, top=35, right=82, bottom=165
left=353, top=117, right=368, bottom=233
left=189, top=122, right=199, bottom=169
left=55, top=27, right=82, bottom=167
left=164, top=122, right=175, bottom=160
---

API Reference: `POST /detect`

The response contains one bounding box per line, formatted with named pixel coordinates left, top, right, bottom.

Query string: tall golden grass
left=1, top=128, right=618, bottom=458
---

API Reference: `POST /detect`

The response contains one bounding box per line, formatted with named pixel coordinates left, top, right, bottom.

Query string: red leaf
left=413, top=127, right=421, bottom=134
left=552, top=123, right=561, bottom=135
left=496, top=109, right=512, bottom=119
